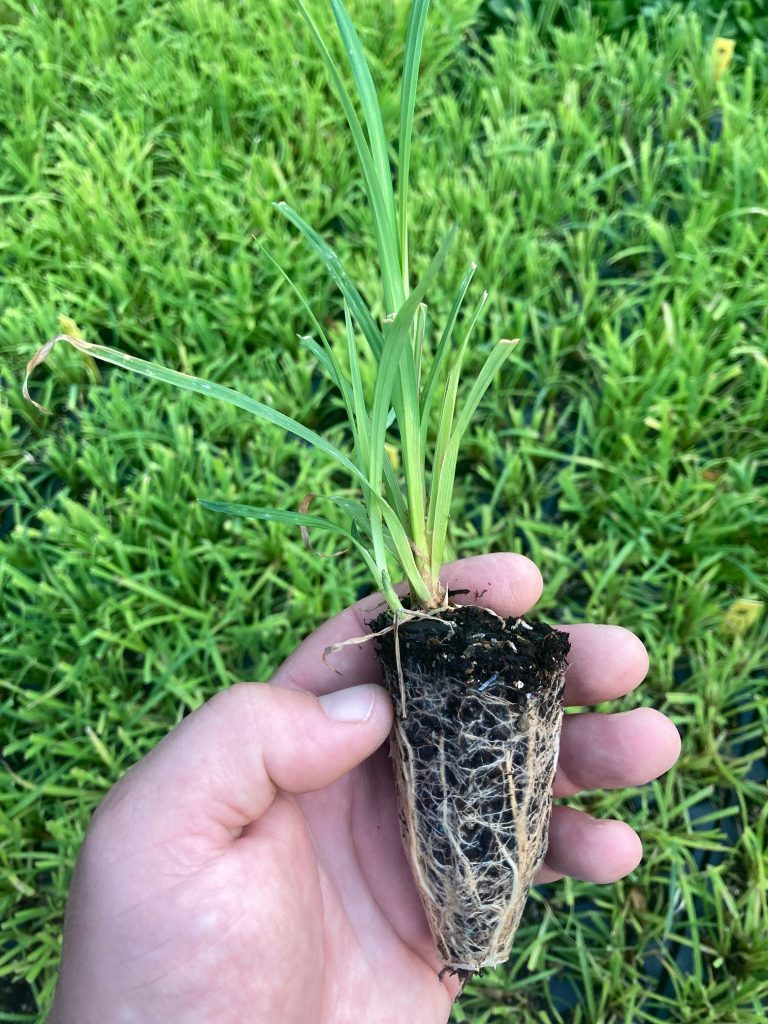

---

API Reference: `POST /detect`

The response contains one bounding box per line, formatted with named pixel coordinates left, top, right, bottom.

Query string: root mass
left=373, top=604, right=570, bottom=977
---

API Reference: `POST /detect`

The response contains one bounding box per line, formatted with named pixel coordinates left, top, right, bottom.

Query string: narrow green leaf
left=339, top=301, right=407, bottom=522
left=449, top=338, right=517, bottom=449
left=199, top=499, right=382, bottom=583
left=343, top=300, right=370, bottom=464
left=382, top=450, right=408, bottom=523
left=294, top=0, right=401, bottom=310
left=256, top=239, right=331, bottom=347
left=258, top=240, right=400, bottom=522
left=420, top=261, right=476, bottom=445
left=274, top=201, right=382, bottom=359
left=398, top=0, right=431, bottom=290
left=326, top=495, right=399, bottom=556
left=366, top=227, right=456, bottom=599
left=326, top=494, right=375, bottom=534
left=200, top=500, right=341, bottom=532
left=298, top=335, right=340, bottom=390
left=428, top=339, right=518, bottom=578
left=413, top=301, right=427, bottom=400
left=329, top=0, right=400, bottom=289
left=25, top=333, right=373, bottom=490
left=426, top=289, right=488, bottom=546
left=368, top=227, right=457, bottom=506
left=256, top=238, right=352, bottom=406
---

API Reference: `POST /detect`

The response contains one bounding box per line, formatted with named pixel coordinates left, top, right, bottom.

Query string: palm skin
left=49, top=555, right=680, bottom=1024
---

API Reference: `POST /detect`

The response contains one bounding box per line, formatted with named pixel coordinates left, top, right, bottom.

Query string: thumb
left=94, top=682, right=393, bottom=847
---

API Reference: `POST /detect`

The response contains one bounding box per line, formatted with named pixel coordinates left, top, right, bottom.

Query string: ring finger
left=536, top=806, right=644, bottom=884
left=553, top=707, right=681, bottom=797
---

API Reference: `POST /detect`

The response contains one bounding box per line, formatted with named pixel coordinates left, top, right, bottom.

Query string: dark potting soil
left=372, top=603, right=570, bottom=835
left=372, top=603, right=570, bottom=711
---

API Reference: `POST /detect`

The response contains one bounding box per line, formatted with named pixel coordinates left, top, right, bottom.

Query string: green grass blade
left=298, top=335, right=343, bottom=393
left=258, top=239, right=395, bottom=526
left=326, top=495, right=402, bottom=559
left=198, top=499, right=382, bottom=583
left=274, top=201, right=382, bottom=359
left=428, top=338, right=517, bottom=578
left=382, top=450, right=408, bottom=524
left=248, top=230, right=410, bottom=551
left=326, top=494, right=380, bottom=538
left=295, top=0, right=401, bottom=310
left=199, top=499, right=345, bottom=533
left=329, top=0, right=391, bottom=203
left=420, top=260, right=477, bottom=445
left=413, top=301, right=427, bottom=400
left=256, top=238, right=332, bottom=347
left=328, top=0, right=401, bottom=309
left=448, top=338, right=517, bottom=449
left=256, top=238, right=353, bottom=407
left=398, top=0, right=430, bottom=291
left=378, top=503, right=431, bottom=603
left=366, top=226, right=456, bottom=597
left=25, top=333, right=372, bottom=489
left=425, top=289, right=487, bottom=549
left=368, top=226, right=456, bottom=495
left=343, top=300, right=370, bottom=465
left=341, top=301, right=407, bottom=522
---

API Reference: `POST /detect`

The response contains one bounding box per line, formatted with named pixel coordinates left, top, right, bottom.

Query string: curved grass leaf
left=325, top=495, right=399, bottom=556
left=368, top=227, right=457, bottom=559
left=294, top=0, right=401, bottom=310
left=426, top=289, right=488, bottom=541
left=329, top=0, right=399, bottom=287
left=448, top=338, right=518, bottom=450
left=343, top=300, right=370, bottom=465
left=24, top=333, right=371, bottom=489
left=399, top=0, right=431, bottom=287
left=274, top=201, right=382, bottom=359
left=255, top=237, right=354, bottom=410
left=420, top=261, right=476, bottom=445
left=428, top=338, right=518, bottom=578
left=199, top=499, right=382, bottom=583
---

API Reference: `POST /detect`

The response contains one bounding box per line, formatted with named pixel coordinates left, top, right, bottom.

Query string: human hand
left=49, top=554, right=680, bottom=1024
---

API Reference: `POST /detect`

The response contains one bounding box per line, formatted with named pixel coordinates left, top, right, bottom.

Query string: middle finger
left=553, top=707, right=681, bottom=797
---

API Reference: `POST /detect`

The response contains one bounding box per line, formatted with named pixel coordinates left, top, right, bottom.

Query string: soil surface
left=373, top=603, right=570, bottom=712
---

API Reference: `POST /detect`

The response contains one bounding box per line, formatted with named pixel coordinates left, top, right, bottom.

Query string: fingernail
left=319, top=684, right=376, bottom=723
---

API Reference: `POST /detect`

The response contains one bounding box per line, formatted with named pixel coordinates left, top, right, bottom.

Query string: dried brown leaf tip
left=23, top=331, right=99, bottom=414
left=23, top=336, right=62, bottom=414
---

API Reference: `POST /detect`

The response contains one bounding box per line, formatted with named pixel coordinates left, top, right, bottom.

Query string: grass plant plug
left=25, top=0, right=570, bottom=979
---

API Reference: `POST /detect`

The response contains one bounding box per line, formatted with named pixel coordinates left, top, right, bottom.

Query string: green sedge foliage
left=25, top=0, right=515, bottom=614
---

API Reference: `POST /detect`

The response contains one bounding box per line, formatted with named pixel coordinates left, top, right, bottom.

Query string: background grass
left=1, top=0, right=767, bottom=1020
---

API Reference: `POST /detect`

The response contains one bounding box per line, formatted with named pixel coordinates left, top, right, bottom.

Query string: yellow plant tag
left=712, top=38, right=735, bottom=82
left=720, top=598, right=763, bottom=637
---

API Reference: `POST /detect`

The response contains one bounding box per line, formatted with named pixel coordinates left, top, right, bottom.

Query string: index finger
left=271, top=552, right=544, bottom=695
